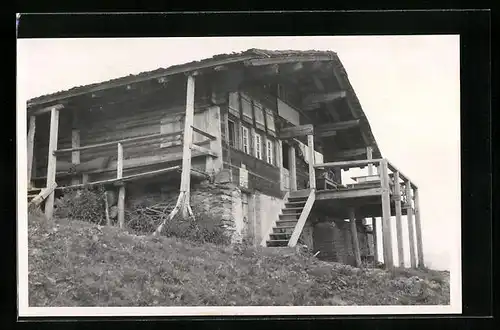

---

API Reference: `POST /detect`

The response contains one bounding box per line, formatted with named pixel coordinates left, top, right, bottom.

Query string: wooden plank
left=191, top=143, right=217, bottom=157
left=289, top=144, right=297, bottom=191
left=405, top=181, right=417, bottom=268
left=27, top=116, right=36, bottom=186
left=104, top=191, right=111, bottom=226
left=315, top=119, right=360, bottom=132
left=379, top=159, right=394, bottom=268
left=30, top=182, right=57, bottom=206
left=315, top=130, right=337, bottom=138
left=386, top=161, right=415, bottom=187
left=191, top=125, right=216, bottom=140
left=54, top=130, right=183, bottom=154
left=117, top=143, right=124, bottom=179
left=315, top=187, right=382, bottom=200
left=279, top=124, right=314, bottom=139
left=116, top=142, right=125, bottom=228
left=414, top=187, right=425, bottom=268
left=303, top=91, right=347, bottom=108
left=307, top=134, right=316, bottom=189
left=394, top=171, right=405, bottom=267
left=31, top=103, right=64, bottom=116
left=349, top=208, right=362, bottom=267
left=330, top=147, right=367, bottom=159
left=311, top=75, right=341, bottom=121
left=287, top=189, right=316, bottom=247
left=314, top=158, right=383, bottom=169
left=244, top=55, right=331, bottom=66
left=44, top=107, right=60, bottom=219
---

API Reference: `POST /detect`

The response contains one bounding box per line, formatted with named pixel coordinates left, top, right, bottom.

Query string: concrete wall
left=255, top=192, right=286, bottom=245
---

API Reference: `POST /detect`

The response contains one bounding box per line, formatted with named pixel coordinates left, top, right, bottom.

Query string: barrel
left=313, top=222, right=339, bottom=262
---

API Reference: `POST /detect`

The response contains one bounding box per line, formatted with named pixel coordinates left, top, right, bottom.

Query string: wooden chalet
left=26, top=48, right=424, bottom=269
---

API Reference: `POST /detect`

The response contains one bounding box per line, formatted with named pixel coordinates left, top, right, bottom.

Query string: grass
left=28, top=212, right=450, bottom=307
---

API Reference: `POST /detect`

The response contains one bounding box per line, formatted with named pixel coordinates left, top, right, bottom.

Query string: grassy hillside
left=28, top=213, right=450, bottom=307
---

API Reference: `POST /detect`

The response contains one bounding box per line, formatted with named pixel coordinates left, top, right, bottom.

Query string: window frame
left=266, top=139, right=274, bottom=165
left=254, top=133, right=262, bottom=160
left=242, top=126, right=250, bottom=154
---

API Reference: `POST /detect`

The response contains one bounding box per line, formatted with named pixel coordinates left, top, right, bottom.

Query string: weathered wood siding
left=33, top=80, right=212, bottom=185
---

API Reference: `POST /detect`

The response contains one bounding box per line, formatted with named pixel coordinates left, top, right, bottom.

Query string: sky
left=17, top=36, right=460, bottom=272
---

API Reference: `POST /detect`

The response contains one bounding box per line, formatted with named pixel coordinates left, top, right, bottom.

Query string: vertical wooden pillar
left=393, top=171, right=405, bottom=267
left=206, top=106, right=223, bottom=174
left=44, top=107, right=60, bottom=219
left=277, top=140, right=285, bottom=191
left=117, top=142, right=125, bottom=228
left=405, top=181, right=417, bottom=268
left=366, top=146, right=374, bottom=175
left=379, top=159, right=394, bottom=268
left=349, top=208, right=362, bottom=267
left=372, top=218, right=379, bottom=263
left=413, top=187, right=425, bottom=268
left=289, top=143, right=297, bottom=191
left=179, top=74, right=196, bottom=218
left=71, top=130, right=81, bottom=185
left=307, top=134, right=316, bottom=189
left=27, top=115, right=36, bottom=189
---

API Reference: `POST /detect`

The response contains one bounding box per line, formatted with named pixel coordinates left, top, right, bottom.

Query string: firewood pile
left=125, top=195, right=177, bottom=234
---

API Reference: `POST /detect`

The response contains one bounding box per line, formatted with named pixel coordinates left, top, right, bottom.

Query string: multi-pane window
left=228, top=92, right=240, bottom=117
left=265, top=109, right=275, bottom=132
left=254, top=102, right=265, bottom=126
left=241, top=94, right=253, bottom=121
left=254, top=133, right=262, bottom=160
left=266, top=139, right=274, bottom=164
left=228, top=120, right=236, bottom=148
left=242, top=126, right=250, bottom=154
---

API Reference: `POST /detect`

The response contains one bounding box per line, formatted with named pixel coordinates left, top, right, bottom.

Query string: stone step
left=279, top=213, right=301, bottom=219
left=266, top=239, right=289, bottom=247
left=285, top=201, right=307, bottom=207
left=282, top=207, right=304, bottom=213
left=269, top=232, right=291, bottom=240
left=272, top=226, right=296, bottom=234
left=275, top=219, right=298, bottom=227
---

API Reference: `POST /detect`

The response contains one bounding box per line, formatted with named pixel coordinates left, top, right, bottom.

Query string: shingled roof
left=26, top=48, right=381, bottom=159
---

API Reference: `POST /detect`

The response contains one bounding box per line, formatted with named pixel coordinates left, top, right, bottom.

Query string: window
left=228, top=92, right=240, bottom=117
left=241, top=94, right=253, bottom=120
left=242, top=126, right=250, bottom=154
left=254, top=133, right=262, bottom=160
left=266, top=139, right=274, bottom=164
left=228, top=120, right=236, bottom=147
left=265, top=110, right=275, bottom=132
left=254, top=102, right=265, bottom=126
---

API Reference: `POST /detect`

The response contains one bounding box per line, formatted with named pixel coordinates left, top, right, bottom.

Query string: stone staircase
left=266, top=189, right=316, bottom=247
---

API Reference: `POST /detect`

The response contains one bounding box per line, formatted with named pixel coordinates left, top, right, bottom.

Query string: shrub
left=54, top=186, right=107, bottom=225
left=161, top=211, right=230, bottom=246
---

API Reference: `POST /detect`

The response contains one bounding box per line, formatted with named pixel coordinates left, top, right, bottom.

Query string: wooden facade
left=26, top=48, right=424, bottom=269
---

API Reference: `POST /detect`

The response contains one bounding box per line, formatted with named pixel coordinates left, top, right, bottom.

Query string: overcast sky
left=17, top=36, right=460, bottom=272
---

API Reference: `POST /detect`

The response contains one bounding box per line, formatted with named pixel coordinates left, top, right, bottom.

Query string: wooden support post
left=405, top=181, right=417, bottom=268
left=307, top=134, right=316, bottom=189
left=27, top=115, right=36, bottom=189
left=289, top=143, right=297, bottom=191
left=44, top=107, right=60, bottom=220
left=179, top=74, right=196, bottom=218
left=414, top=187, right=425, bottom=268
left=277, top=140, right=285, bottom=191
left=117, top=142, right=125, bottom=228
left=394, top=171, right=405, bottom=267
left=372, top=218, right=379, bottom=263
left=205, top=106, right=223, bottom=174
left=367, top=146, right=374, bottom=175
left=71, top=129, right=81, bottom=185
left=349, top=208, right=362, bottom=267
left=379, top=159, right=394, bottom=268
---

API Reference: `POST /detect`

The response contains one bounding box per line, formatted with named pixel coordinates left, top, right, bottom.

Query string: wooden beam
left=27, top=116, right=36, bottom=187
left=315, top=187, right=382, bottom=200
left=289, top=143, right=297, bottom=191
left=279, top=124, right=314, bottom=139
left=330, top=147, right=367, bottom=160
left=117, top=143, right=125, bottom=228
left=205, top=106, right=223, bottom=174
left=349, top=208, right=362, bottom=267
left=307, top=134, right=316, bottom=189
left=314, top=158, right=383, bottom=169
left=315, top=130, right=337, bottom=138
left=179, top=74, right=196, bottom=218
left=54, top=131, right=183, bottom=155
left=414, top=187, right=425, bottom=268
left=379, top=159, right=394, bottom=268
left=44, top=107, right=60, bottom=219
left=394, top=171, right=405, bottom=267
left=279, top=62, right=304, bottom=74
left=31, top=103, right=64, bottom=116
left=191, top=126, right=216, bottom=140
left=244, top=55, right=331, bottom=66
left=315, top=119, right=360, bottom=132
left=311, top=75, right=341, bottom=121
left=30, top=182, right=57, bottom=207
left=287, top=189, right=316, bottom=247
left=303, top=91, right=347, bottom=109
left=405, top=181, right=417, bottom=268
left=190, top=143, right=217, bottom=157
